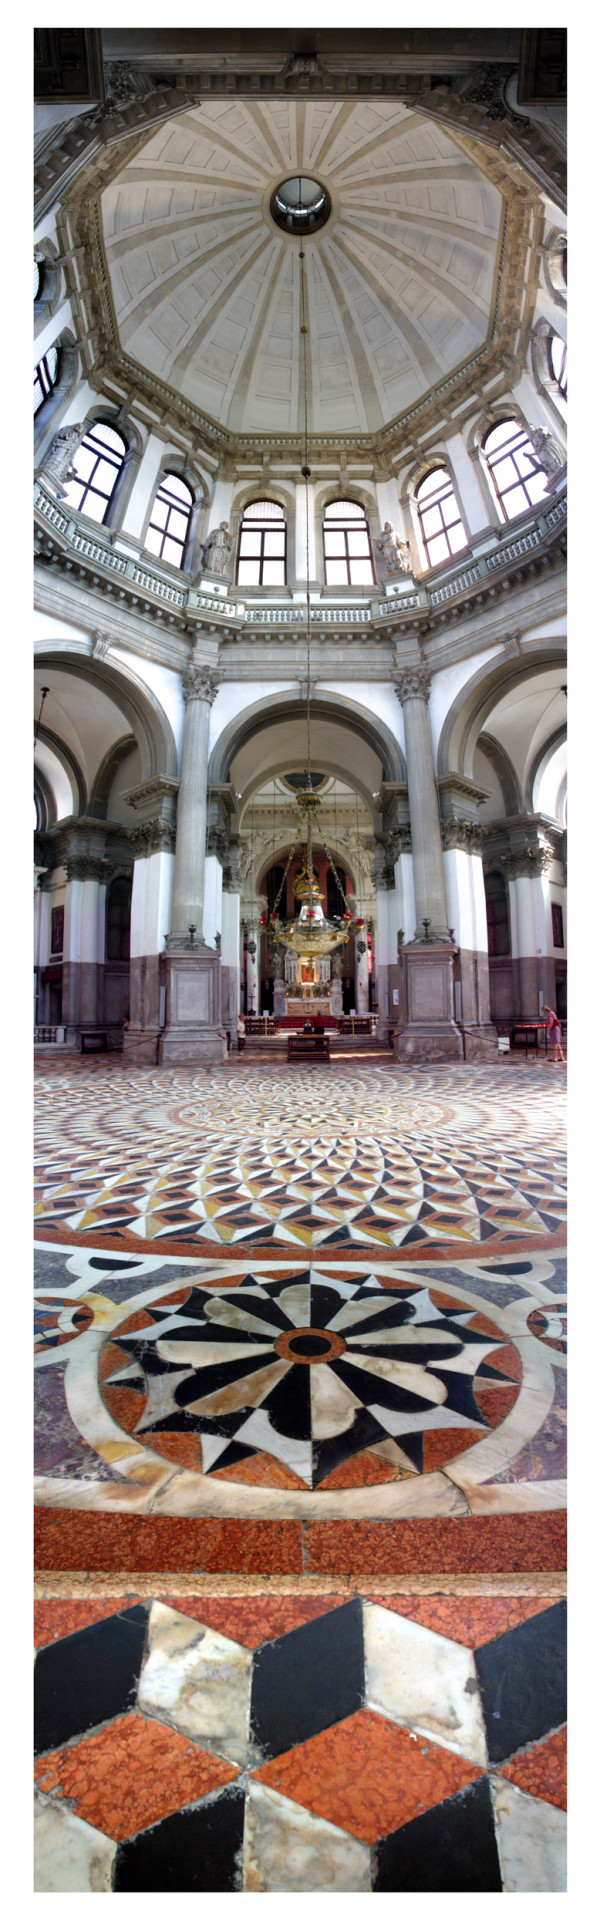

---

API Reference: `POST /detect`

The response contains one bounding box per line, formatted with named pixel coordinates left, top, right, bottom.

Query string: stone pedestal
left=393, top=942, right=462, bottom=1062
left=158, top=948, right=226, bottom=1065
left=457, top=1024, right=499, bottom=1061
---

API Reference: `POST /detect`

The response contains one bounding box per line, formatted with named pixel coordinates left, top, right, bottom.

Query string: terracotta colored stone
left=474, top=1384, right=520, bottom=1423
left=364, top=1595, right=560, bottom=1646
left=253, top=1707, right=483, bottom=1844
left=500, top=1725, right=567, bottom=1809
left=423, top=1428, right=487, bottom=1472
left=34, top=1509, right=304, bottom=1574
left=157, top=1595, right=349, bottom=1647
left=34, top=1598, right=143, bottom=1648
left=316, top=1452, right=400, bottom=1491
left=34, top=1712, right=238, bottom=1841
left=211, top=1451, right=307, bottom=1490
left=303, top=1515, right=567, bottom=1575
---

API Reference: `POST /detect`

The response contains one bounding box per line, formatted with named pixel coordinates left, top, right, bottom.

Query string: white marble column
left=394, top=668, right=449, bottom=938
left=169, top=663, right=220, bottom=943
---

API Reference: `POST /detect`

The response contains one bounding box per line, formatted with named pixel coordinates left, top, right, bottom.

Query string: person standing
left=542, top=1004, right=565, bottom=1063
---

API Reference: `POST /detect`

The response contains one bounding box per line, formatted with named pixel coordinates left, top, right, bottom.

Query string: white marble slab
left=364, top=1602, right=488, bottom=1766
left=34, top=1794, right=116, bottom=1892
left=244, top=1782, right=371, bottom=1892
left=491, top=1776, right=567, bottom=1891
left=138, top=1601, right=252, bottom=1766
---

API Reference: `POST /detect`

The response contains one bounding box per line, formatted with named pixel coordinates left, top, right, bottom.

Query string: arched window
left=484, top=871, right=511, bottom=956
left=106, top=876, right=132, bottom=962
left=237, top=500, right=286, bottom=586
left=323, top=499, right=375, bottom=586
left=61, top=420, right=127, bottom=525
left=548, top=333, right=567, bottom=400
left=34, top=346, right=59, bottom=415
left=145, top=472, right=194, bottom=569
left=482, top=419, right=549, bottom=522
left=415, top=467, right=467, bottom=570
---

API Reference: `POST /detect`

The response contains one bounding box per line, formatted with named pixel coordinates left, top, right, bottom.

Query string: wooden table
left=287, top=1034, right=330, bottom=1060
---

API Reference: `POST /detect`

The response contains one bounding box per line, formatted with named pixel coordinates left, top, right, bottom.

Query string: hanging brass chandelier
left=268, top=243, right=357, bottom=963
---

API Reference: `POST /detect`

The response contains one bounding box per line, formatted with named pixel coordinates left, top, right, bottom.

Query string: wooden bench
left=287, top=1034, right=330, bottom=1060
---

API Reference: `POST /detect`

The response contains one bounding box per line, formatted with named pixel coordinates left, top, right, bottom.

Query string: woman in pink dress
left=542, top=1005, right=565, bottom=1062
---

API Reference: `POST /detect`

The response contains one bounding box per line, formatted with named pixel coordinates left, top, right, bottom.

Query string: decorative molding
left=182, top=663, right=221, bottom=706
left=91, top=629, right=113, bottom=660
left=441, top=816, right=483, bottom=853
left=64, top=853, right=110, bottom=883
left=500, top=845, right=554, bottom=878
left=129, top=818, right=176, bottom=858
left=394, top=668, right=431, bottom=704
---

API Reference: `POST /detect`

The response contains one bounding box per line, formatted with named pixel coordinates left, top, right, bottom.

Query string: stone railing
left=35, top=479, right=566, bottom=635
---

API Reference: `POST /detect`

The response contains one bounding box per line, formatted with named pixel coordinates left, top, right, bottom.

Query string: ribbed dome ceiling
left=101, top=98, right=502, bottom=436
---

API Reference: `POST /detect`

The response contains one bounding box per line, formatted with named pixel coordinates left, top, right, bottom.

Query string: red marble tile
left=364, top=1595, right=560, bottom=1645
left=34, top=1712, right=238, bottom=1841
left=157, top=1595, right=349, bottom=1647
left=34, top=1597, right=143, bottom=1647
left=34, top=1509, right=304, bottom=1574
left=253, top=1707, right=483, bottom=1844
left=211, top=1451, right=307, bottom=1491
left=316, top=1451, right=400, bottom=1491
left=500, top=1725, right=567, bottom=1809
left=423, top=1427, right=487, bottom=1472
left=474, top=1383, right=520, bottom=1423
left=303, top=1515, right=567, bottom=1575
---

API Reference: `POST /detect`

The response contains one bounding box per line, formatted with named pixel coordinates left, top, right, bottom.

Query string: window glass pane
left=448, top=523, right=467, bottom=554
left=325, top=558, right=349, bottom=584
left=90, top=423, right=126, bottom=456
left=325, top=499, right=364, bottom=519
left=324, top=532, right=346, bottom=556
left=145, top=526, right=163, bottom=556
left=502, top=482, right=530, bottom=517
left=484, top=420, right=514, bottom=455
left=421, top=503, right=443, bottom=536
left=426, top=532, right=449, bottom=568
left=524, top=471, right=547, bottom=505
left=239, top=532, right=262, bottom=556
left=347, top=530, right=370, bottom=556
left=162, top=536, right=183, bottom=568
left=244, top=499, right=284, bottom=520
left=167, top=507, right=189, bottom=541
left=417, top=468, right=445, bottom=504
left=349, top=556, right=375, bottom=584
left=71, top=445, right=96, bottom=482
left=514, top=448, right=536, bottom=479
left=263, top=531, right=286, bottom=555
left=94, top=458, right=119, bottom=494
left=237, top=559, right=261, bottom=584
left=493, top=455, right=517, bottom=493
left=163, top=473, right=192, bottom=504
left=150, top=499, right=168, bottom=531
left=262, top=559, right=286, bottom=585
left=79, top=489, right=107, bottom=524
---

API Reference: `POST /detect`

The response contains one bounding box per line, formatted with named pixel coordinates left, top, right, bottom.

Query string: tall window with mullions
left=323, top=499, right=375, bottom=586
left=483, top=419, right=549, bottom=522
left=145, top=472, right=194, bottom=569
left=237, top=500, right=286, bottom=586
left=416, top=467, right=467, bottom=570
left=34, top=347, right=59, bottom=414
left=61, top=420, right=127, bottom=525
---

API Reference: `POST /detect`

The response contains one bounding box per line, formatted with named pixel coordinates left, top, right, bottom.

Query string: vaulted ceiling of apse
left=99, top=98, right=504, bottom=437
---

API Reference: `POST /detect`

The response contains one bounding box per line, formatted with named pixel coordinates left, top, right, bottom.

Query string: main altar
left=273, top=949, right=343, bottom=1021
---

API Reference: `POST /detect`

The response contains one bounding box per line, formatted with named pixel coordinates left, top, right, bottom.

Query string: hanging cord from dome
left=300, top=247, right=312, bottom=785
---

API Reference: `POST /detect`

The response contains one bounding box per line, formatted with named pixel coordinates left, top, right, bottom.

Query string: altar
left=285, top=997, right=331, bottom=1023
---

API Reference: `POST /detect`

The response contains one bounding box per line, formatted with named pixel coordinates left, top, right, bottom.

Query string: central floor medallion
left=99, top=1270, right=521, bottom=1490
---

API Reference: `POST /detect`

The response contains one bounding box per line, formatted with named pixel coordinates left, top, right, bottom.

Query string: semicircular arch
left=209, top=690, right=406, bottom=797
left=33, top=650, right=179, bottom=784
left=437, top=645, right=567, bottom=783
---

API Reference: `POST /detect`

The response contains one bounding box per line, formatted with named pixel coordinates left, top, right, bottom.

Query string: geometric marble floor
left=34, top=1055, right=567, bottom=1891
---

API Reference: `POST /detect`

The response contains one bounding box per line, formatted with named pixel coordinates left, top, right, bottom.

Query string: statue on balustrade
left=529, top=426, right=564, bottom=476
left=375, top=522, right=412, bottom=574
left=42, top=422, right=84, bottom=496
left=202, top=522, right=234, bottom=576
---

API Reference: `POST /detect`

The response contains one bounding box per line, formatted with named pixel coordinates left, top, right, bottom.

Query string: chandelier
left=268, top=242, right=358, bottom=963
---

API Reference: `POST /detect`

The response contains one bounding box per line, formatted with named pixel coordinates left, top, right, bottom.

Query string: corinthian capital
left=183, top=663, right=221, bottom=706
left=394, top=667, right=431, bottom=705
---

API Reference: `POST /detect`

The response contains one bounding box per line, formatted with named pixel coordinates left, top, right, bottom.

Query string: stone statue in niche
left=202, top=522, right=234, bottom=575
left=375, top=522, right=412, bottom=574
left=42, top=422, right=84, bottom=495
left=529, top=426, right=564, bottom=476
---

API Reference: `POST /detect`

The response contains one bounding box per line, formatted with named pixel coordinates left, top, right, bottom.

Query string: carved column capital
left=500, top=843, right=554, bottom=879
left=394, top=667, right=431, bottom=705
left=65, top=854, right=110, bottom=883
left=129, top=820, right=176, bottom=859
left=441, top=817, right=483, bottom=854
left=182, top=663, right=221, bottom=706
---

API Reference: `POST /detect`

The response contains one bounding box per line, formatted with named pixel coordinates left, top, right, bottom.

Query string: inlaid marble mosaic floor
left=34, top=1056, right=567, bottom=1891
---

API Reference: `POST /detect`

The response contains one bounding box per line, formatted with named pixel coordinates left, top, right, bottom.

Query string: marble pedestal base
left=122, top=1027, right=161, bottom=1067
left=158, top=948, right=226, bottom=1066
left=459, top=1024, right=500, bottom=1062
left=393, top=941, right=462, bottom=1062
